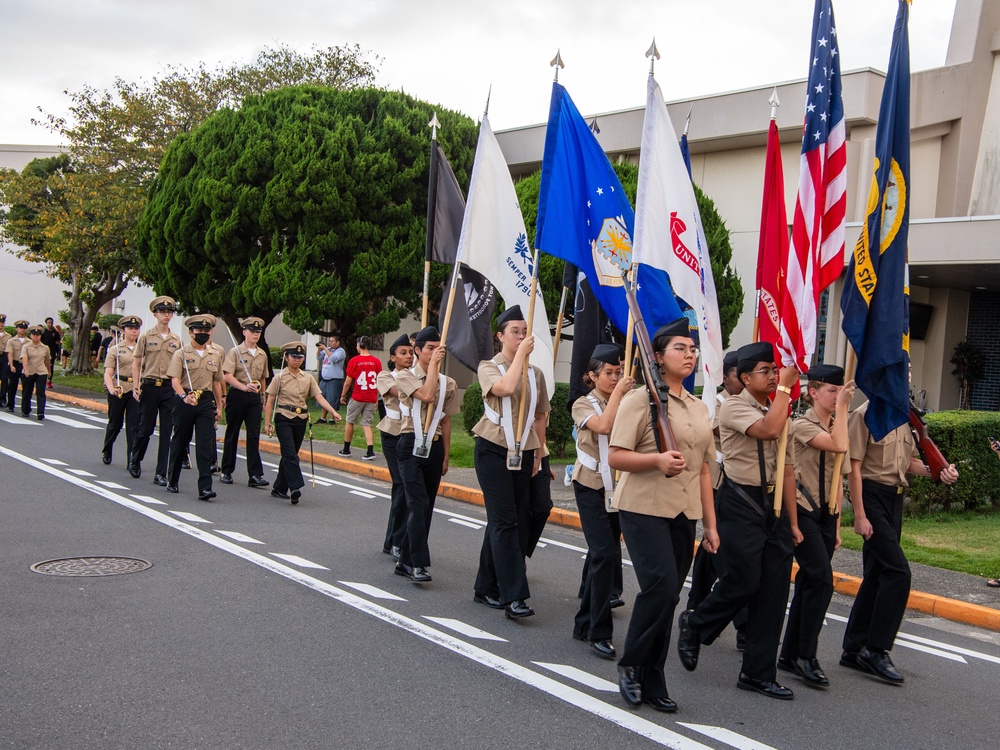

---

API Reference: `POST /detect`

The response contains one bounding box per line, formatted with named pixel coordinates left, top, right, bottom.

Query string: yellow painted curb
left=43, top=388, right=999, bottom=631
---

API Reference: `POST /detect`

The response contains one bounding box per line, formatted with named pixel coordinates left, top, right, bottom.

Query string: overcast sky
left=1, top=0, right=959, bottom=146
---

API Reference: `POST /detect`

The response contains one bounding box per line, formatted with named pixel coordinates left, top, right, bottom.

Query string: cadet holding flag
left=378, top=334, right=414, bottom=559
left=220, top=317, right=270, bottom=488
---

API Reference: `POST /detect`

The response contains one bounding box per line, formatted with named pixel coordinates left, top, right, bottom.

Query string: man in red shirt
left=339, top=335, right=382, bottom=460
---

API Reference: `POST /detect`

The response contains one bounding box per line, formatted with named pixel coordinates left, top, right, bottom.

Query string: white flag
left=455, top=115, right=554, bottom=394
left=633, top=75, right=724, bottom=418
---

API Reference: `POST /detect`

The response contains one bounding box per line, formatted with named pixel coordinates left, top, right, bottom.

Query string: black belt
left=183, top=390, right=215, bottom=402
left=276, top=403, right=306, bottom=414
left=862, top=478, right=906, bottom=495
left=796, top=481, right=822, bottom=513
left=141, top=377, right=166, bottom=386
left=725, top=478, right=773, bottom=519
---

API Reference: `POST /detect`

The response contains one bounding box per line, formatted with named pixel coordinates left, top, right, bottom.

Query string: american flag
left=783, top=0, right=846, bottom=371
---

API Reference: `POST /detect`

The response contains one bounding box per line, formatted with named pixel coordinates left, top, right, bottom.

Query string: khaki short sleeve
left=166, top=350, right=184, bottom=380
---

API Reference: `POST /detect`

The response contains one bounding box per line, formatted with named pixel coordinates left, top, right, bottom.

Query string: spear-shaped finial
left=484, top=85, right=492, bottom=118
left=646, top=38, right=660, bottom=76
left=683, top=105, right=693, bottom=137
left=589, top=116, right=600, bottom=135
left=769, top=87, right=780, bottom=121
left=428, top=111, right=440, bottom=141
left=551, top=49, right=565, bottom=82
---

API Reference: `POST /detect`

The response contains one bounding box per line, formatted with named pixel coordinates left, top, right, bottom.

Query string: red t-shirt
left=346, top=354, right=382, bottom=403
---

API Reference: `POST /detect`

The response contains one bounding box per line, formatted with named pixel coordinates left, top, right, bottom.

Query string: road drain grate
left=30, top=557, right=152, bottom=577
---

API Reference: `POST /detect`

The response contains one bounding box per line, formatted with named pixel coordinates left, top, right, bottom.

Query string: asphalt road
left=2, top=402, right=998, bottom=750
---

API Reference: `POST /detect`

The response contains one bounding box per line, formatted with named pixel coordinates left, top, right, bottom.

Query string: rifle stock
left=909, top=405, right=948, bottom=482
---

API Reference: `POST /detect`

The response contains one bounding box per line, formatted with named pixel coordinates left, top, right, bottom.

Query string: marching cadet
left=677, top=341, right=798, bottom=700
left=840, top=391, right=959, bottom=684
left=165, top=315, right=224, bottom=499
left=0, top=314, right=11, bottom=409
left=101, top=316, right=141, bottom=465
left=220, top=317, right=270, bottom=488
left=393, top=326, right=460, bottom=584
left=20, top=325, right=51, bottom=420
left=472, top=305, right=551, bottom=620
left=608, top=318, right=718, bottom=712
left=377, top=333, right=413, bottom=560
left=570, top=343, right=634, bottom=660
left=778, top=365, right=854, bottom=687
left=263, top=342, right=341, bottom=505
left=130, top=296, right=182, bottom=483
left=4, top=320, right=29, bottom=412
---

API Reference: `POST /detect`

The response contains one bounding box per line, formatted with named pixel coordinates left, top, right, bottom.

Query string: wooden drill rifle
left=909, top=404, right=948, bottom=482
left=622, top=272, right=678, bottom=456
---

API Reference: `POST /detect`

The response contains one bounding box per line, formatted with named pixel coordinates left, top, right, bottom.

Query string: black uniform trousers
left=686, top=489, right=749, bottom=634
left=132, top=382, right=176, bottom=477
left=526, top=455, right=553, bottom=556
left=381, top=432, right=407, bottom=552
left=473, top=438, right=535, bottom=604
left=167, top=394, right=215, bottom=493
left=397, top=433, right=445, bottom=569
left=0, top=357, right=10, bottom=408
left=104, top=391, right=138, bottom=462
left=221, top=388, right=264, bottom=478
left=781, top=505, right=837, bottom=660
left=4, top=361, right=23, bottom=410
left=272, top=414, right=307, bottom=494
left=580, top=540, right=624, bottom=598
left=842, top=480, right=911, bottom=654
left=688, top=481, right=793, bottom=682
left=617, top=509, right=696, bottom=699
left=20, top=373, right=46, bottom=417
left=573, top=482, right=622, bottom=642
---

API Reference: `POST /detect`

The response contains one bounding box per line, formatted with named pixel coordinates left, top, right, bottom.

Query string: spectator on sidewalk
left=339, top=335, right=381, bottom=460
left=317, top=334, right=346, bottom=422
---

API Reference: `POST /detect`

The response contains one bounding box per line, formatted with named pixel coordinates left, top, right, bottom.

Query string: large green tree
left=136, top=86, right=478, bottom=342
left=515, top=160, right=743, bottom=348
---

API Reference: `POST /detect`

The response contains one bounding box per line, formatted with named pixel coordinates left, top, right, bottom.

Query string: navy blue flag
left=535, top=82, right=682, bottom=337
left=679, top=132, right=693, bottom=181
left=840, top=0, right=911, bottom=441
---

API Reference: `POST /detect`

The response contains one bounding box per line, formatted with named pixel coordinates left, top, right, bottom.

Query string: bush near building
left=462, top=381, right=575, bottom=458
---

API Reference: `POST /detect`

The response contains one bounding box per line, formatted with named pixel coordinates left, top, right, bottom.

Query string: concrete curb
left=46, top=388, right=1000, bottom=632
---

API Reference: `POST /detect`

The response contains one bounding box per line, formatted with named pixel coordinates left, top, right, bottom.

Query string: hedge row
left=462, top=381, right=576, bottom=458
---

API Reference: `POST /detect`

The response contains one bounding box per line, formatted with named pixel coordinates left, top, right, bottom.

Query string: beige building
left=496, top=0, right=1000, bottom=412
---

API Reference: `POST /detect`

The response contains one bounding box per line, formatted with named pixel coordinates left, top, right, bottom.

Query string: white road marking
left=434, top=507, right=485, bottom=523
left=678, top=723, right=780, bottom=750
left=894, top=640, right=968, bottom=662
left=338, top=582, right=407, bottom=601
left=66, top=469, right=97, bottom=477
left=423, top=617, right=507, bottom=642
left=84, top=415, right=107, bottom=424
left=350, top=490, right=376, bottom=499
left=534, top=542, right=547, bottom=548
left=169, top=511, right=212, bottom=524
left=0, top=412, right=38, bottom=425
left=39, top=414, right=102, bottom=429
left=41, top=458, right=68, bottom=465
left=449, top=518, right=484, bottom=530
left=826, top=612, right=976, bottom=664
left=542, top=536, right=633, bottom=567
left=95, top=481, right=130, bottom=490
left=270, top=553, right=329, bottom=570
left=215, top=530, right=265, bottom=544
left=130, top=494, right=168, bottom=506
left=3, top=444, right=717, bottom=750
left=895, top=632, right=1000, bottom=665
left=532, top=662, right=618, bottom=692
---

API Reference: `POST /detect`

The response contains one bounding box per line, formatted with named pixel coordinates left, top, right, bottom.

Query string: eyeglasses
left=750, top=367, right=778, bottom=377
left=667, top=346, right=700, bottom=356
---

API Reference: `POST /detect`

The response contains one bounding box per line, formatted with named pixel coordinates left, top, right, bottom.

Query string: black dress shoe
left=128, top=463, right=141, bottom=478
left=618, top=666, right=642, bottom=707
left=102, top=453, right=112, bottom=465
left=839, top=650, right=871, bottom=673
left=271, top=489, right=290, bottom=499
left=777, top=655, right=796, bottom=673
left=153, top=474, right=167, bottom=487
left=590, top=639, right=616, bottom=660
left=504, top=600, right=534, bottom=619
left=737, top=673, right=794, bottom=700
left=220, top=474, right=233, bottom=484
left=394, top=562, right=413, bottom=579
left=474, top=592, right=504, bottom=609
left=677, top=610, right=700, bottom=672
left=248, top=476, right=270, bottom=488
left=390, top=546, right=401, bottom=561
left=411, top=567, right=432, bottom=583
left=609, top=595, right=625, bottom=609
left=166, top=485, right=179, bottom=494
left=644, top=695, right=678, bottom=713
left=857, top=647, right=904, bottom=684
left=199, top=489, right=216, bottom=501
left=795, top=657, right=830, bottom=687
left=181, top=459, right=191, bottom=470
left=290, top=489, right=301, bottom=505
left=210, top=463, right=220, bottom=474
left=37, top=415, right=45, bottom=421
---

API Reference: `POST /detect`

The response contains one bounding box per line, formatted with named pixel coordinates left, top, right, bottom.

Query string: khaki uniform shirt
left=104, top=343, right=137, bottom=394
left=396, top=363, right=460, bottom=437
left=6, top=336, right=27, bottom=366
left=135, top=330, right=183, bottom=381
left=0, top=332, right=11, bottom=361
left=571, top=391, right=610, bottom=492
left=223, top=344, right=269, bottom=388
left=709, top=392, right=728, bottom=490
left=21, top=341, right=51, bottom=376
left=472, top=354, right=551, bottom=451
left=849, top=401, right=918, bottom=487
left=376, top=371, right=403, bottom=436
left=609, top=386, right=714, bottom=519
left=792, top=408, right=849, bottom=511
left=719, top=388, right=794, bottom=486
left=267, top=368, right=321, bottom=420
left=167, top=344, right=224, bottom=392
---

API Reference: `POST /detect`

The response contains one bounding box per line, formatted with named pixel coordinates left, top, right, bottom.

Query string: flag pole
left=421, top=259, right=463, bottom=439
left=513, top=247, right=542, bottom=467
left=422, top=112, right=442, bottom=328
left=552, top=284, right=568, bottom=368
left=827, top=345, right=858, bottom=512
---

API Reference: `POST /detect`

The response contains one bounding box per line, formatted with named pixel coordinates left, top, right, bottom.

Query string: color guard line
left=44, top=388, right=1000, bottom=633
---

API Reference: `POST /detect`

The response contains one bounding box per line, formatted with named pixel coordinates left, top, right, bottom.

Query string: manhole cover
left=30, top=557, right=152, bottom=577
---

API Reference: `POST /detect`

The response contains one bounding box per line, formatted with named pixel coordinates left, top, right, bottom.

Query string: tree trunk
left=66, top=267, right=130, bottom=374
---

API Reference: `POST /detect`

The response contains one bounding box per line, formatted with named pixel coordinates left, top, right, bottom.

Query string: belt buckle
left=155, top=379, right=162, bottom=387
left=896, top=485, right=905, bottom=495
left=295, top=407, right=302, bottom=414
left=766, top=483, right=776, bottom=494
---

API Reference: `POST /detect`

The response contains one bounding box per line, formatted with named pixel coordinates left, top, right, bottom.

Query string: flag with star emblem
left=841, top=0, right=912, bottom=440
left=784, top=0, right=848, bottom=375
left=535, top=82, right=682, bottom=338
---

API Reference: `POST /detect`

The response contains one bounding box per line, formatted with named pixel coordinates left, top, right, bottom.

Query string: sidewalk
left=43, top=385, right=1000, bottom=632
